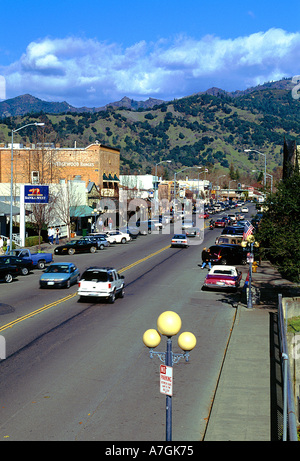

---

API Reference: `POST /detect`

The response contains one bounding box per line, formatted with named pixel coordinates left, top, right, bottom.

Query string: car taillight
left=78, top=282, right=81, bottom=287
left=108, top=283, right=111, bottom=289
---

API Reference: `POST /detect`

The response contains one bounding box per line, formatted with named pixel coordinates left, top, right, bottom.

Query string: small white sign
left=160, top=364, right=173, bottom=396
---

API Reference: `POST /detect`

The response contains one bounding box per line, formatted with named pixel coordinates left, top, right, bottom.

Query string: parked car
left=203, top=265, right=242, bottom=291
left=241, top=206, right=249, bottom=213
left=214, top=218, right=226, bottom=228
left=39, top=262, right=80, bottom=288
left=0, top=260, right=21, bottom=283
left=136, top=220, right=157, bottom=235
left=12, top=249, right=53, bottom=270
left=171, top=234, right=189, bottom=248
left=78, top=266, right=125, bottom=303
left=119, top=225, right=139, bottom=238
left=82, top=235, right=109, bottom=250
left=105, top=230, right=131, bottom=244
left=0, top=255, right=33, bottom=276
left=208, top=244, right=247, bottom=265
left=149, top=219, right=164, bottom=229
left=54, top=239, right=97, bottom=255
left=215, top=235, right=243, bottom=246
left=221, top=226, right=244, bottom=237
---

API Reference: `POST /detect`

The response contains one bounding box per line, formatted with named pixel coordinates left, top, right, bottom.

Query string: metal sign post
left=143, top=311, right=196, bottom=441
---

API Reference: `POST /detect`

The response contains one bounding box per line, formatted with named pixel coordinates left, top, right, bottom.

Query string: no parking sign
left=160, top=364, right=173, bottom=396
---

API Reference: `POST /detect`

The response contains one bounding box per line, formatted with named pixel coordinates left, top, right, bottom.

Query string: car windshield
left=46, top=265, right=69, bottom=273
left=82, top=270, right=109, bottom=282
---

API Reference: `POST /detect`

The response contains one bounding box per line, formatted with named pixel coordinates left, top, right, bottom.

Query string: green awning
left=70, top=205, right=95, bottom=217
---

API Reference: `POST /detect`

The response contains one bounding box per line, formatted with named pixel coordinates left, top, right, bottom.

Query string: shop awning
left=70, top=205, right=95, bottom=217
left=0, top=201, right=20, bottom=216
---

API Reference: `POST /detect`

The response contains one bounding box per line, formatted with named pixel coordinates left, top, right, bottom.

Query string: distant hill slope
left=0, top=77, right=298, bottom=178
left=0, top=94, right=166, bottom=117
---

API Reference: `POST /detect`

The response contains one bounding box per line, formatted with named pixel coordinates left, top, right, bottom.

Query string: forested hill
left=0, top=77, right=299, bottom=176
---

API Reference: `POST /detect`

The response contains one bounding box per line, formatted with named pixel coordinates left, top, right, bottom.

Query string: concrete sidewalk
left=204, top=261, right=299, bottom=441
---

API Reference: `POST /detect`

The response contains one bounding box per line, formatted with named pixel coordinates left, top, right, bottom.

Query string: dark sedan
left=0, top=261, right=21, bottom=283
left=0, top=255, right=33, bottom=276
left=54, top=239, right=97, bottom=255
left=208, top=244, right=247, bottom=265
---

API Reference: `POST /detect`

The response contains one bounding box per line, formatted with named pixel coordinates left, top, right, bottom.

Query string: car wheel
left=68, top=248, right=75, bottom=255
left=90, top=246, right=97, bottom=253
left=4, top=273, right=13, bottom=283
left=121, top=238, right=126, bottom=244
left=221, top=258, right=227, bottom=265
left=37, top=260, right=46, bottom=269
left=242, top=258, right=247, bottom=265
left=21, top=267, right=29, bottom=276
left=98, top=244, right=104, bottom=251
left=108, top=291, right=116, bottom=304
left=119, top=286, right=125, bottom=298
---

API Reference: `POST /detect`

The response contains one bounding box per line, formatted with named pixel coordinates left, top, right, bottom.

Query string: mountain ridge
left=0, top=77, right=298, bottom=179
left=0, top=77, right=295, bottom=117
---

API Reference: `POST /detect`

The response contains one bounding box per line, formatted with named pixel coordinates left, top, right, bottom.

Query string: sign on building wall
left=24, top=185, right=49, bottom=203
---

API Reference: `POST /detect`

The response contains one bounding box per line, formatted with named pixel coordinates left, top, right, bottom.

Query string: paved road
left=0, top=216, right=248, bottom=441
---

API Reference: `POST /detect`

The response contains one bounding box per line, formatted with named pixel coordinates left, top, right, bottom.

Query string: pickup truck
left=12, top=249, right=53, bottom=270
left=78, top=266, right=125, bottom=303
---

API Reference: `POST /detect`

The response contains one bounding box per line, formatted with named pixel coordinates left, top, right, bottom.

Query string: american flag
left=243, top=221, right=254, bottom=240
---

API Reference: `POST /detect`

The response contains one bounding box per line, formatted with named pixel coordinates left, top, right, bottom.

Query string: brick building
left=0, top=142, right=120, bottom=198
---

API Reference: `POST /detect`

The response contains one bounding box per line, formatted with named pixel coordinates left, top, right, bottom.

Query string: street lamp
left=154, top=160, right=171, bottom=213
left=244, top=149, right=267, bottom=188
left=143, top=311, right=196, bottom=441
left=91, top=208, right=99, bottom=231
left=241, top=235, right=260, bottom=309
left=197, top=168, right=208, bottom=199
left=228, top=179, right=237, bottom=201
left=217, top=174, right=225, bottom=200
left=10, top=122, right=44, bottom=253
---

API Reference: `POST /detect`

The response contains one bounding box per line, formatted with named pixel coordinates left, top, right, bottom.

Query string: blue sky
left=1, top=0, right=300, bottom=107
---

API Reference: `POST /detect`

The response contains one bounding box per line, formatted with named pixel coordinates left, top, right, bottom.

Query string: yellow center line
left=118, top=244, right=171, bottom=273
left=0, top=244, right=171, bottom=332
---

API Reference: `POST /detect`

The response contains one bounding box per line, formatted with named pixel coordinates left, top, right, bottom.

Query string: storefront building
left=0, top=142, right=120, bottom=198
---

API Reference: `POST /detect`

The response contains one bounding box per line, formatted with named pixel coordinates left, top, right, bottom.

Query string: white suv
left=78, top=267, right=125, bottom=303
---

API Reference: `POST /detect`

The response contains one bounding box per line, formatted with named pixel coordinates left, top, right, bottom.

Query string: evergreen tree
left=256, top=172, right=300, bottom=282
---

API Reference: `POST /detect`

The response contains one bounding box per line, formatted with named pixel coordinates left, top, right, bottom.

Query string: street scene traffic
left=1, top=1, right=300, bottom=444
left=0, top=202, right=260, bottom=440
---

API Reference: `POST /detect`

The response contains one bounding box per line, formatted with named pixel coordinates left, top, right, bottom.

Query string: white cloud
left=2, top=28, right=300, bottom=107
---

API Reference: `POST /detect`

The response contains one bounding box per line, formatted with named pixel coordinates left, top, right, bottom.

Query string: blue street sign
left=24, top=185, right=49, bottom=203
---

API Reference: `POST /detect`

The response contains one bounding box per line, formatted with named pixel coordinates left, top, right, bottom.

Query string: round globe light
left=178, top=332, right=197, bottom=351
left=157, top=311, right=182, bottom=337
left=246, top=234, right=255, bottom=243
left=143, top=329, right=161, bottom=348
